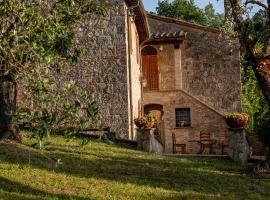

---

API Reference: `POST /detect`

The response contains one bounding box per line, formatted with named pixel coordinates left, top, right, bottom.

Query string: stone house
left=45, top=0, right=242, bottom=154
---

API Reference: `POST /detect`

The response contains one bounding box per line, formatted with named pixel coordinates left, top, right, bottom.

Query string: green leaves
left=0, top=0, right=105, bottom=80
left=241, top=65, right=270, bottom=133
left=2, top=0, right=105, bottom=147
left=156, top=0, right=224, bottom=28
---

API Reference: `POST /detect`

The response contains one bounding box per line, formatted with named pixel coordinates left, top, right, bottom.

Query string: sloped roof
left=147, top=31, right=187, bottom=44
left=147, top=12, right=220, bottom=34
left=125, top=0, right=150, bottom=44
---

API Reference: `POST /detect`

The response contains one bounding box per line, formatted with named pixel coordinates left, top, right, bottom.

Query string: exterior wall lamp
left=140, top=75, right=147, bottom=88
left=127, top=1, right=140, bottom=19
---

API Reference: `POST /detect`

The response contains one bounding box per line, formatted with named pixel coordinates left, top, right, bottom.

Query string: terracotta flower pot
left=134, top=114, right=156, bottom=129
left=224, top=112, right=249, bottom=129
left=144, top=121, right=155, bottom=129
left=225, top=118, right=247, bottom=129
left=134, top=121, right=146, bottom=129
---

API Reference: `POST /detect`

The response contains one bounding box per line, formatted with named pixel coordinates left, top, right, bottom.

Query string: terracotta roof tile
left=150, top=31, right=186, bottom=40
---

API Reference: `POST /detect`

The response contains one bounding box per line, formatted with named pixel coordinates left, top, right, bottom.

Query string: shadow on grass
left=0, top=176, right=92, bottom=200
left=0, top=142, right=269, bottom=199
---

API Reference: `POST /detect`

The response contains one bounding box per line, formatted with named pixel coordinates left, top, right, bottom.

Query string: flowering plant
left=134, top=114, right=156, bottom=129
left=224, top=112, right=249, bottom=129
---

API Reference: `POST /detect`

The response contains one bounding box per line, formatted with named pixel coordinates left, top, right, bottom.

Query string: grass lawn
left=0, top=135, right=269, bottom=200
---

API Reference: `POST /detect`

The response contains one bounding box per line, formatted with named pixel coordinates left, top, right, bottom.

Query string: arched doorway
left=142, top=46, right=159, bottom=90
left=144, top=104, right=164, bottom=144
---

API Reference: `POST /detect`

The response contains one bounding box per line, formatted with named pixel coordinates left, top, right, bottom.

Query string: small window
left=175, top=108, right=191, bottom=127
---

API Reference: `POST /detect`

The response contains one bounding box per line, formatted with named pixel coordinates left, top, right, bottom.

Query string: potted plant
left=224, top=112, right=249, bottom=129
left=134, top=114, right=155, bottom=129
left=180, top=121, right=185, bottom=127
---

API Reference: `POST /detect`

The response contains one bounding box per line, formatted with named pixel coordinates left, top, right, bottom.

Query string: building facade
left=141, top=14, right=241, bottom=154
left=17, top=0, right=239, bottom=154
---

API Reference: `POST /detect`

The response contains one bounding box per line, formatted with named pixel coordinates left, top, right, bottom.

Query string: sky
left=141, top=0, right=225, bottom=14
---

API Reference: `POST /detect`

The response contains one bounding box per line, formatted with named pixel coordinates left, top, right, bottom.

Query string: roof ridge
left=146, top=13, right=220, bottom=34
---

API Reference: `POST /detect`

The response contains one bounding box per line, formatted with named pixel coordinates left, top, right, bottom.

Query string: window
left=175, top=108, right=191, bottom=127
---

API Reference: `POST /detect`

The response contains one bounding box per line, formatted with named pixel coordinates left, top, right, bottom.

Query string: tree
left=242, top=64, right=270, bottom=132
left=224, top=0, right=270, bottom=108
left=156, top=0, right=224, bottom=28
left=0, top=0, right=104, bottom=139
left=204, top=3, right=224, bottom=27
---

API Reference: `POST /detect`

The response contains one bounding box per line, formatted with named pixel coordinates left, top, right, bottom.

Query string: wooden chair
left=221, top=142, right=228, bottom=155
left=172, top=132, right=186, bottom=154
left=197, top=132, right=216, bottom=154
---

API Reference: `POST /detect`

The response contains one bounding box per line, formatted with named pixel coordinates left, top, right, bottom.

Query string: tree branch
left=229, top=0, right=244, bottom=23
left=245, top=0, right=268, bottom=10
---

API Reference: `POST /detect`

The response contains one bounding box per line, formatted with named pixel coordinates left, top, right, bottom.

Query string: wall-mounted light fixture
left=142, top=78, right=147, bottom=88
left=159, top=45, right=163, bottom=51
left=127, top=1, right=140, bottom=19
left=140, top=74, right=147, bottom=87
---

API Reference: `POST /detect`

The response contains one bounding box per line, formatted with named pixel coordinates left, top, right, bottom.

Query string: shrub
left=12, top=67, right=100, bottom=149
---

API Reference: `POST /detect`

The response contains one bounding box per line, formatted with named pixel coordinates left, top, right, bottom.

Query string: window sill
left=174, top=127, right=193, bottom=129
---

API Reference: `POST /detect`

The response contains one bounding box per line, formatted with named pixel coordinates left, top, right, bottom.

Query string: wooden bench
left=79, top=127, right=111, bottom=139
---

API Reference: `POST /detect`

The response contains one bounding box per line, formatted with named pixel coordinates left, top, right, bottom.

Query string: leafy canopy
left=156, top=0, right=224, bottom=28
left=0, top=0, right=105, bottom=80
left=0, top=0, right=105, bottom=146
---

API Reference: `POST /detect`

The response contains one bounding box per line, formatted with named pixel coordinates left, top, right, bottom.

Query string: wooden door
left=142, top=55, right=159, bottom=90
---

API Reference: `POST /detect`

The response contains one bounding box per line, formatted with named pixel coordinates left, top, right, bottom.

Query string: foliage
left=204, top=3, right=224, bottom=28
left=258, top=126, right=270, bottom=160
left=0, top=135, right=269, bottom=199
left=242, top=65, right=270, bottom=133
left=0, top=0, right=105, bottom=142
left=238, top=9, right=270, bottom=59
left=156, top=0, right=224, bottom=28
left=224, top=112, right=249, bottom=128
left=0, top=0, right=105, bottom=81
left=224, top=1, right=270, bottom=108
left=238, top=65, right=270, bottom=159
left=12, top=67, right=100, bottom=148
left=219, top=1, right=270, bottom=159
left=134, top=114, right=156, bottom=129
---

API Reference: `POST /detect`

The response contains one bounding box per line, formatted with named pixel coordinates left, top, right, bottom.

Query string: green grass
left=0, top=135, right=269, bottom=200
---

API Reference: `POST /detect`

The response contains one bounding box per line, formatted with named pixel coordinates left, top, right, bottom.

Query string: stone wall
left=128, top=17, right=143, bottom=139
left=142, top=44, right=182, bottom=91
left=67, top=0, right=130, bottom=138
left=147, top=15, right=242, bottom=114
left=143, top=90, right=229, bottom=154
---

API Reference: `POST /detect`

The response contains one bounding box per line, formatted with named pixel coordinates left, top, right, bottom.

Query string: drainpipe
left=126, top=7, right=134, bottom=140
left=140, top=45, right=144, bottom=116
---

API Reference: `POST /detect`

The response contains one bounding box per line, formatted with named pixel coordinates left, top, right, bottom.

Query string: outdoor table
left=189, top=139, right=217, bottom=154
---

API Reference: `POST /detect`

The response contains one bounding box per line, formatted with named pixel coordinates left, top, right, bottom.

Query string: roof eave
left=125, top=0, right=150, bottom=44
left=147, top=13, right=220, bottom=34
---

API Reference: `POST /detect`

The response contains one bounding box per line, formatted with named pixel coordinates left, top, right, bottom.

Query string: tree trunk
left=224, top=0, right=232, bottom=20
left=0, top=79, right=17, bottom=139
left=253, top=59, right=270, bottom=108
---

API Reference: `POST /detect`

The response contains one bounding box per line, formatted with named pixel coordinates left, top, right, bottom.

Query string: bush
left=258, top=124, right=270, bottom=161
left=12, top=67, right=100, bottom=148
